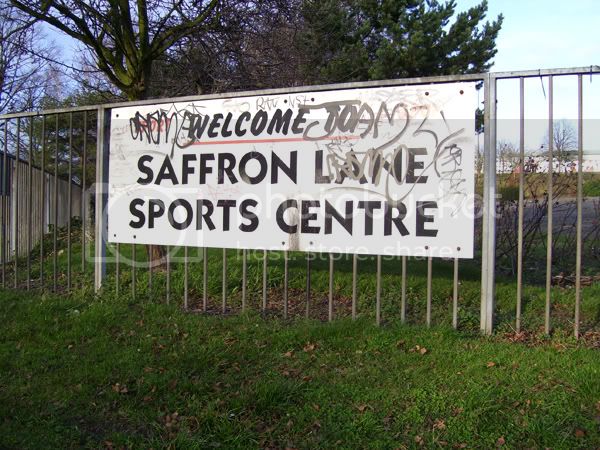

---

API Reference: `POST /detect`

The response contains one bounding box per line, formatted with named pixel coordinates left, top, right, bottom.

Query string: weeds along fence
left=0, top=67, right=599, bottom=337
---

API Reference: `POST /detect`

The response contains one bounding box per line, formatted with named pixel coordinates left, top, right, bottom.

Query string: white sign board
left=108, top=83, right=476, bottom=258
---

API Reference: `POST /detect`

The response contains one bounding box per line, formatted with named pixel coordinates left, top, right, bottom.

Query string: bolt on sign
left=108, top=83, right=476, bottom=258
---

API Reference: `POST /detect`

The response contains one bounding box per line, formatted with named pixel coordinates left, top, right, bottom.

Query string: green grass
left=493, top=172, right=600, bottom=199
left=1, top=224, right=599, bottom=447
left=7, top=222, right=600, bottom=334
left=583, top=178, right=600, bottom=197
left=1, top=289, right=599, bottom=449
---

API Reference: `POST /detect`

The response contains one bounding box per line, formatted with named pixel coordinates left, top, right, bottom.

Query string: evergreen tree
left=298, top=0, right=503, bottom=84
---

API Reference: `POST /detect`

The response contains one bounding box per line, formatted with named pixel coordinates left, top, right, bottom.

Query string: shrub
left=583, top=178, right=600, bottom=197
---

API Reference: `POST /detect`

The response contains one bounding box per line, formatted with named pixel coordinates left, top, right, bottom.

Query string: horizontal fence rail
left=0, top=66, right=599, bottom=337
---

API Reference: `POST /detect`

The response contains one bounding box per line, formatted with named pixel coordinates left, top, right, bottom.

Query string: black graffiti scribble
left=438, top=143, right=468, bottom=214
left=321, top=103, right=467, bottom=205
left=126, top=97, right=470, bottom=208
left=128, top=104, right=205, bottom=156
left=127, top=99, right=414, bottom=148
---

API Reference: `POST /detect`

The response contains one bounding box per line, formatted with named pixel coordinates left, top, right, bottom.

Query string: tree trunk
left=148, top=244, right=167, bottom=270
left=133, top=66, right=168, bottom=270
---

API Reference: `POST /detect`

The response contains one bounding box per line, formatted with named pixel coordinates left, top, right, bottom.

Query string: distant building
left=495, top=154, right=600, bottom=174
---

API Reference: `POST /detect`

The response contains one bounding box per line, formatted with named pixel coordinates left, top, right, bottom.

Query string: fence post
left=480, top=73, right=497, bottom=334
left=94, top=107, right=110, bottom=292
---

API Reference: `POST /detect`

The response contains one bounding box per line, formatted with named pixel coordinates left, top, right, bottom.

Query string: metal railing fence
left=0, top=66, right=599, bottom=336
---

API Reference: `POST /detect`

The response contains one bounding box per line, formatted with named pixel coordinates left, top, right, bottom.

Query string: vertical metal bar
left=221, top=248, right=227, bottom=313
left=352, top=254, right=357, bottom=320
left=184, top=246, right=188, bottom=310
left=132, top=243, right=136, bottom=300
left=241, top=249, right=247, bottom=312
left=574, top=74, right=583, bottom=339
left=94, top=107, right=109, bottom=292
left=283, top=250, right=288, bottom=319
left=81, top=111, right=87, bottom=272
left=452, top=258, right=459, bottom=329
left=67, top=113, right=73, bottom=290
left=516, top=77, right=525, bottom=332
left=115, top=242, right=120, bottom=296
left=27, top=117, right=33, bottom=290
left=202, top=247, right=208, bottom=311
left=262, top=249, right=267, bottom=312
left=40, top=116, right=46, bottom=288
left=480, top=73, right=497, bottom=334
left=2, top=119, right=7, bottom=288
left=328, top=253, right=333, bottom=322
left=426, top=256, right=432, bottom=327
left=165, top=245, right=170, bottom=304
left=305, top=252, right=311, bottom=318
left=53, top=114, right=58, bottom=292
left=401, top=256, right=407, bottom=323
left=545, top=75, right=554, bottom=335
left=14, top=117, right=20, bottom=288
left=376, top=255, right=381, bottom=326
left=148, top=245, right=153, bottom=297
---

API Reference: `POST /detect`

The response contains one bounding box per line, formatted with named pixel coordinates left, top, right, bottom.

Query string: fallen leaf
left=487, top=361, right=496, bottom=368
left=414, top=435, right=424, bottom=446
left=575, top=429, right=586, bottom=438
left=111, top=383, right=128, bottom=394
left=303, top=342, right=316, bottom=352
left=357, top=404, right=369, bottom=413
left=283, top=351, right=294, bottom=358
left=409, top=345, right=428, bottom=354
left=312, top=404, right=320, bottom=411
left=302, top=375, right=312, bottom=382
left=433, top=419, right=446, bottom=430
left=496, top=436, right=505, bottom=446
left=164, top=411, right=180, bottom=429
